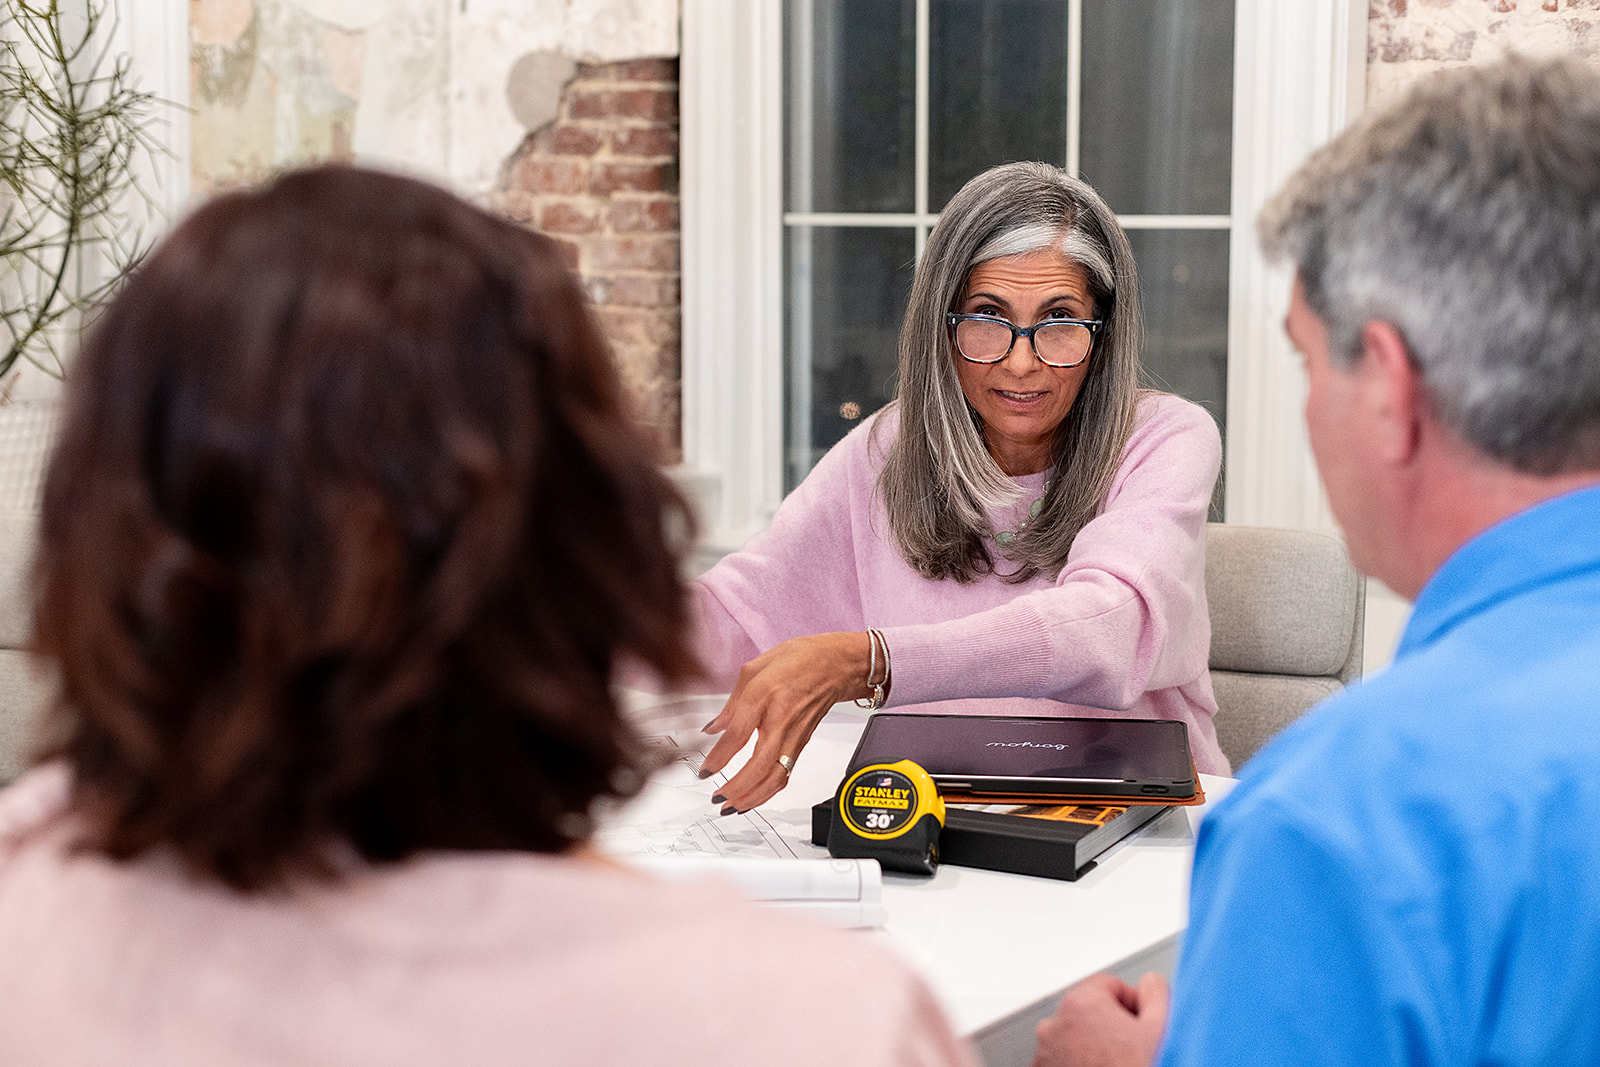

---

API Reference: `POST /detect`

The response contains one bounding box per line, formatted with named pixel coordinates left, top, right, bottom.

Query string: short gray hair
left=877, top=162, right=1141, bottom=583
left=1259, top=54, right=1600, bottom=474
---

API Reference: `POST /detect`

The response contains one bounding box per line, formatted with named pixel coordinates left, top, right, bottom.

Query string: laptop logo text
left=985, top=740, right=1069, bottom=751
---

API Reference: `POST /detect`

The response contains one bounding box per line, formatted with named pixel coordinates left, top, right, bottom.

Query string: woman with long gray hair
left=694, top=162, right=1225, bottom=810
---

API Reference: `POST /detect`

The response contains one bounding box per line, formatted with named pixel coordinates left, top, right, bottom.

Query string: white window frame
left=680, top=0, right=1367, bottom=555
left=114, top=0, right=192, bottom=238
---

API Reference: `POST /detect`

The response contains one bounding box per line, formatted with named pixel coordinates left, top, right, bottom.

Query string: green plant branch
left=1, top=0, right=165, bottom=381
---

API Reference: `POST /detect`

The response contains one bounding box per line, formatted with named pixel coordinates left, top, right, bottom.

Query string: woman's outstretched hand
left=697, top=631, right=874, bottom=812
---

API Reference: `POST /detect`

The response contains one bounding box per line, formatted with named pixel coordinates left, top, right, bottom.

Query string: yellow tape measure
left=827, top=759, right=945, bottom=875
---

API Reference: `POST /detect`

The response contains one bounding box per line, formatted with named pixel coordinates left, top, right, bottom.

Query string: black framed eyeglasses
left=945, top=312, right=1103, bottom=369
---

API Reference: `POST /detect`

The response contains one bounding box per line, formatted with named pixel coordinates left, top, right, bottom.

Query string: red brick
left=613, top=58, right=677, bottom=84
left=609, top=336, right=682, bottom=459
left=570, top=88, right=677, bottom=121
left=607, top=197, right=679, bottom=234
left=575, top=58, right=674, bottom=85
left=646, top=339, right=682, bottom=378
left=548, top=236, right=582, bottom=271
left=588, top=273, right=681, bottom=308
left=538, top=200, right=601, bottom=235
left=511, top=156, right=588, bottom=195
left=573, top=60, right=623, bottom=83
left=561, top=77, right=613, bottom=111
left=589, top=235, right=680, bottom=272
left=530, top=122, right=604, bottom=156
left=615, top=344, right=674, bottom=388
left=610, top=126, right=678, bottom=158
left=494, top=188, right=536, bottom=225
left=591, top=308, right=631, bottom=344
left=594, top=305, right=681, bottom=348
left=616, top=363, right=676, bottom=417
left=590, top=160, right=676, bottom=196
left=633, top=370, right=680, bottom=408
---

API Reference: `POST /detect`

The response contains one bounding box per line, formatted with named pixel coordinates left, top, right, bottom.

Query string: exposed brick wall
left=496, top=58, right=682, bottom=461
left=1368, top=0, right=1600, bottom=105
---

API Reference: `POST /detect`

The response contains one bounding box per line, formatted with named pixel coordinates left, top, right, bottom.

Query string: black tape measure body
left=827, top=759, right=945, bottom=875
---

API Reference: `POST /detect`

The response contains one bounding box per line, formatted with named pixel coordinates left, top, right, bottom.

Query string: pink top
left=693, top=393, right=1228, bottom=775
left=0, top=766, right=976, bottom=1067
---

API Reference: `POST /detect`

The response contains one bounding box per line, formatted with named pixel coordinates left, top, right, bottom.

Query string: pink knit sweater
left=692, top=392, right=1228, bottom=775
left=0, top=766, right=976, bottom=1066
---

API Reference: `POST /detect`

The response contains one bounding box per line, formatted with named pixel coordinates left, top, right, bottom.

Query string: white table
left=610, top=694, right=1234, bottom=1067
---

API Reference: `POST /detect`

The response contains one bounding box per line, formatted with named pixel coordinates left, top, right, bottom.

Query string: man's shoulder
left=1215, top=633, right=1600, bottom=864
left=1210, top=682, right=1410, bottom=827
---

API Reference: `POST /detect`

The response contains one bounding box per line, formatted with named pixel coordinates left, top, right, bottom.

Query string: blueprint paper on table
left=593, top=731, right=803, bottom=859
left=594, top=727, right=885, bottom=928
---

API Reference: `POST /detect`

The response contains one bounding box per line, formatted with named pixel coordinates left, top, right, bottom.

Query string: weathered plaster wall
left=187, top=0, right=682, bottom=452
left=189, top=0, right=678, bottom=198
left=1368, top=0, right=1600, bottom=104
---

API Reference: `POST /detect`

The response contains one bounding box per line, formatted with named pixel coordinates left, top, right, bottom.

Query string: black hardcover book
left=811, top=797, right=1173, bottom=882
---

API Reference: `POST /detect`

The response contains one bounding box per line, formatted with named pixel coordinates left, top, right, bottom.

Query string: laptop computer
left=843, top=712, right=1198, bottom=802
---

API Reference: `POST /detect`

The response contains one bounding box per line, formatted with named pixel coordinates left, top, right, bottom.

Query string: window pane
left=1128, top=228, right=1228, bottom=515
left=1079, top=0, right=1234, bottom=215
left=784, top=0, right=917, bottom=214
left=784, top=226, right=916, bottom=491
left=929, top=0, right=1069, bottom=208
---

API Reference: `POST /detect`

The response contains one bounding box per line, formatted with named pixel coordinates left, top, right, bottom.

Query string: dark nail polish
left=711, top=794, right=726, bottom=804
left=719, top=805, right=736, bottom=816
left=696, top=769, right=712, bottom=780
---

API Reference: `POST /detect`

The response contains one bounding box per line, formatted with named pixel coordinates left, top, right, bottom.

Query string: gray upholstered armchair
left=0, top=511, right=48, bottom=784
left=1205, top=522, right=1366, bottom=770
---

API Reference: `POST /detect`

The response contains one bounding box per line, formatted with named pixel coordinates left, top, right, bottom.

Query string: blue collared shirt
left=1159, top=483, right=1600, bottom=1067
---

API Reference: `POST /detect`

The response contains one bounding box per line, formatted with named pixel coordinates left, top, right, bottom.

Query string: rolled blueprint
left=625, top=855, right=885, bottom=929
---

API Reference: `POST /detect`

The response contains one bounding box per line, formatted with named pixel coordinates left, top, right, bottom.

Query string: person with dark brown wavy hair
left=0, top=166, right=973, bottom=1067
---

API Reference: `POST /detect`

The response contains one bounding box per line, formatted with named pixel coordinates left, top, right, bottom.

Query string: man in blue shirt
left=1033, top=54, right=1600, bottom=1067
